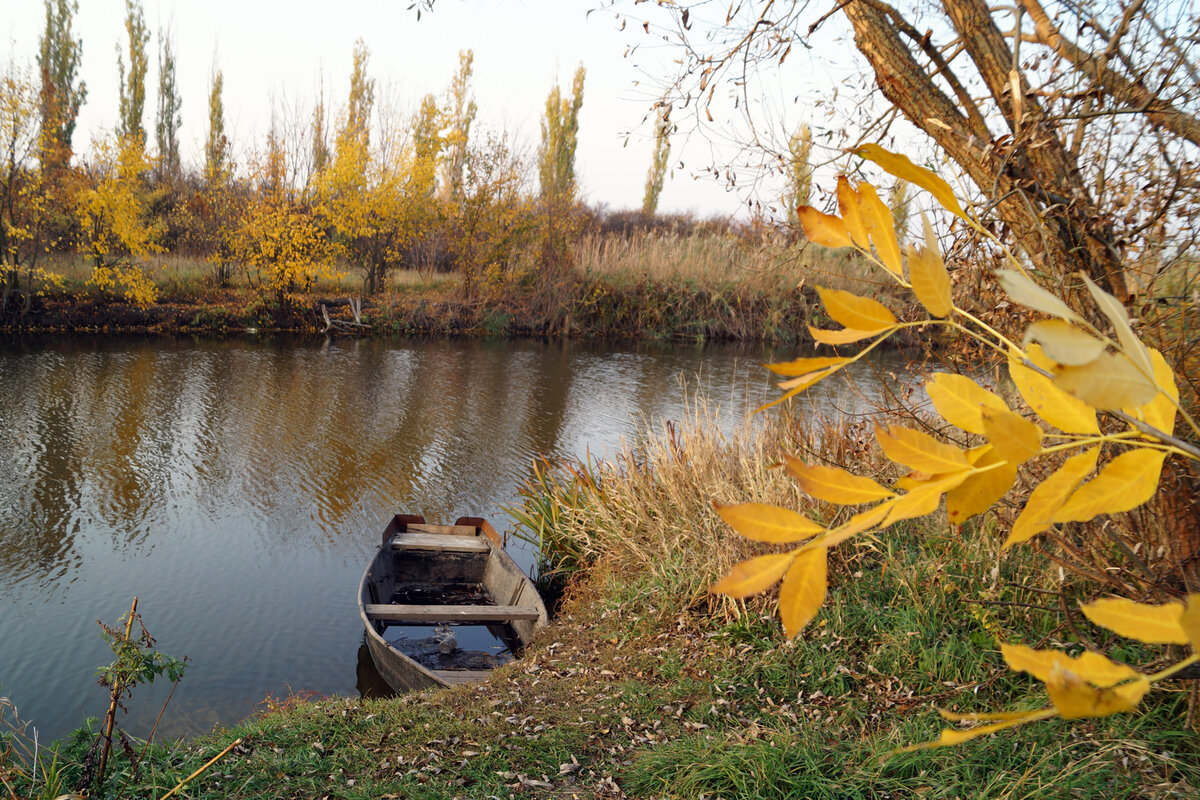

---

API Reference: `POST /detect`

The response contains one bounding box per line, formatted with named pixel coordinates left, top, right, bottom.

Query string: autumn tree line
left=1, top=1, right=687, bottom=313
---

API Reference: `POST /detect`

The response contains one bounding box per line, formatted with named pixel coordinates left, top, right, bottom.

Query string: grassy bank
left=1, top=232, right=917, bottom=344
left=7, top=405, right=1197, bottom=799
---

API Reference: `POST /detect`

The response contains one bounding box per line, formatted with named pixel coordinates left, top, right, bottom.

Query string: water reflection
left=0, top=335, right=904, bottom=743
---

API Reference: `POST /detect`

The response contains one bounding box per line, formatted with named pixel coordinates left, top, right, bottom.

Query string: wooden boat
left=358, top=514, right=548, bottom=692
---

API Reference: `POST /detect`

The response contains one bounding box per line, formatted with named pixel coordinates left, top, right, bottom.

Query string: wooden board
left=407, top=523, right=478, bottom=537
left=431, top=669, right=493, bottom=685
left=364, top=603, right=542, bottom=622
left=391, top=532, right=489, bottom=553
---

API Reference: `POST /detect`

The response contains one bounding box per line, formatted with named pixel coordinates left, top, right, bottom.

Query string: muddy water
left=0, top=335, right=899, bottom=742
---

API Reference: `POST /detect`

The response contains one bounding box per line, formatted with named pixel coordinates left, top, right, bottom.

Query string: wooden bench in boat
left=431, top=669, right=492, bottom=685
left=390, top=532, right=490, bottom=553
left=404, top=523, right=479, bottom=536
left=363, top=603, right=542, bottom=623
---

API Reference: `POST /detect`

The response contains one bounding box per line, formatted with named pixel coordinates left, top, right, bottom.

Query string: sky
left=2, top=0, right=848, bottom=218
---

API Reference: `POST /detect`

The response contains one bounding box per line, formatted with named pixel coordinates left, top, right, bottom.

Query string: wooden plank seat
left=364, top=603, right=542, bottom=623
left=431, top=669, right=493, bottom=685
left=405, top=523, right=479, bottom=536
left=391, top=532, right=489, bottom=553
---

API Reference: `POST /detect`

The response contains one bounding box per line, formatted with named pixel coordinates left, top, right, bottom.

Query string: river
left=0, top=335, right=900, bottom=743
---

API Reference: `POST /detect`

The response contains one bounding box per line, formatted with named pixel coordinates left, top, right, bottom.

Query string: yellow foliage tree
left=449, top=133, right=532, bottom=299
left=235, top=193, right=332, bottom=308
left=0, top=64, right=64, bottom=314
left=712, top=145, right=1199, bottom=748
left=76, top=133, right=160, bottom=307
left=315, top=41, right=423, bottom=297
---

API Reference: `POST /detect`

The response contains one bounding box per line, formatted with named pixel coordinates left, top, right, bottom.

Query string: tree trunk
left=842, top=0, right=1129, bottom=300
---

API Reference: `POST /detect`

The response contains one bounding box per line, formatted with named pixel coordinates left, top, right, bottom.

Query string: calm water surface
left=0, top=335, right=898, bottom=742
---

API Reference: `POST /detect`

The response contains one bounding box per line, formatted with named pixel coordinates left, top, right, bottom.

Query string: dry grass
left=518, top=397, right=897, bottom=619
left=29, top=253, right=457, bottom=297
left=572, top=230, right=883, bottom=295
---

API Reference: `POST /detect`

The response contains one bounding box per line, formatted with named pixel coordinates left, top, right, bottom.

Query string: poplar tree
left=311, top=82, right=330, bottom=175
left=888, top=180, right=911, bottom=244
left=342, top=40, right=375, bottom=155
left=441, top=50, right=477, bottom=199
left=642, top=108, right=670, bottom=215
left=154, top=27, right=182, bottom=179
left=117, top=0, right=149, bottom=144
left=412, top=93, right=441, bottom=193
left=537, top=64, right=585, bottom=202
left=785, top=123, right=813, bottom=227
left=37, top=0, right=86, bottom=171
left=204, top=67, right=228, bottom=183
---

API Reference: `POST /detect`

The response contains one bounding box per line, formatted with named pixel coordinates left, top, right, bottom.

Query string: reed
left=572, top=229, right=881, bottom=295
left=510, top=396, right=902, bottom=618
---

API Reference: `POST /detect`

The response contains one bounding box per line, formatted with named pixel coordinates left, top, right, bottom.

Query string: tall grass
left=573, top=229, right=883, bottom=295
left=510, top=397, right=901, bottom=617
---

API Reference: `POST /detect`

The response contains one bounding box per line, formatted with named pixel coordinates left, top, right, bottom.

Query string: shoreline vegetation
left=2, top=223, right=924, bottom=345
left=5, top=405, right=1198, bottom=799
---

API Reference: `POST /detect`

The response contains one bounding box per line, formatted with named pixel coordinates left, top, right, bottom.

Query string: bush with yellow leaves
left=76, top=134, right=161, bottom=307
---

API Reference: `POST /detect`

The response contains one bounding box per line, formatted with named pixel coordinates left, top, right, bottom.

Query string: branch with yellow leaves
left=711, top=144, right=1198, bottom=750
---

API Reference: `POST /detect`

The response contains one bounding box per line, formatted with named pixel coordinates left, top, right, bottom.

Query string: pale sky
left=4, top=0, right=845, bottom=217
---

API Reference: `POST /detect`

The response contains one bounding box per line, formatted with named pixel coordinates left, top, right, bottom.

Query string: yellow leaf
left=837, top=176, right=869, bottom=248
left=856, top=181, right=902, bottom=277
left=1008, top=344, right=1099, bottom=434
left=895, top=713, right=1050, bottom=753
left=809, top=325, right=893, bottom=345
left=763, top=355, right=852, bottom=378
left=797, top=206, right=852, bottom=248
left=875, top=423, right=971, bottom=474
left=947, top=449, right=1016, bottom=524
left=710, top=552, right=795, bottom=599
left=1128, top=347, right=1178, bottom=438
left=776, top=365, right=843, bottom=392
left=816, top=286, right=898, bottom=331
left=714, top=502, right=825, bottom=543
left=938, top=708, right=1052, bottom=723
left=815, top=502, right=893, bottom=549
left=1181, top=595, right=1200, bottom=652
left=981, top=407, right=1043, bottom=466
left=926, top=373, right=1009, bottom=434
left=1000, top=643, right=1141, bottom=687
left=1046, top=667, right=1148, bottom=720
left=854, top=144, right=967, bottom=221
left=884, top=472, right=969, bottom=525
left=1081, top=273, right=1153, bottom=376
left=1052, top=351, right=1159, bottom=410
left=995, top=270, right=1083, bottom=322
left=757, top=364, right=846, bottom=412
left=1022, top=320, right=1107, bottom=366
left=1079, top=596, right=1188, bottom=645
left=1054, top=448, right=1167, bottom=523
left=965, top=444, right=993, bottom=465
left=907, top=214, right=952, bottom=317
left=1006, top=448, right=1099, bottom=548
left=784, top=456, right=895, bottom=504
left=778, top=546, right=827, bottom=637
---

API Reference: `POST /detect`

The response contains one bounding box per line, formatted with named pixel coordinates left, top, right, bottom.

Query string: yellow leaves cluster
left=717, top=144, right=1197, bottom=750
left=235, top=196, right=334, bottom=303
left=913, top=596, right=1200, bottom=749
left=77, top=134, right=162, bottom=307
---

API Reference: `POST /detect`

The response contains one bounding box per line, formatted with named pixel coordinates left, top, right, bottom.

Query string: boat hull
left=358, top=514, right=547, bottom=692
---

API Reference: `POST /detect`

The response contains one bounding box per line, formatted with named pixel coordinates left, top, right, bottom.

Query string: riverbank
left=1, top=279, right=832, bottom=343
left=11, top=407, right=1198, bottom=799
left=0, top=234, right=927, bottom=344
